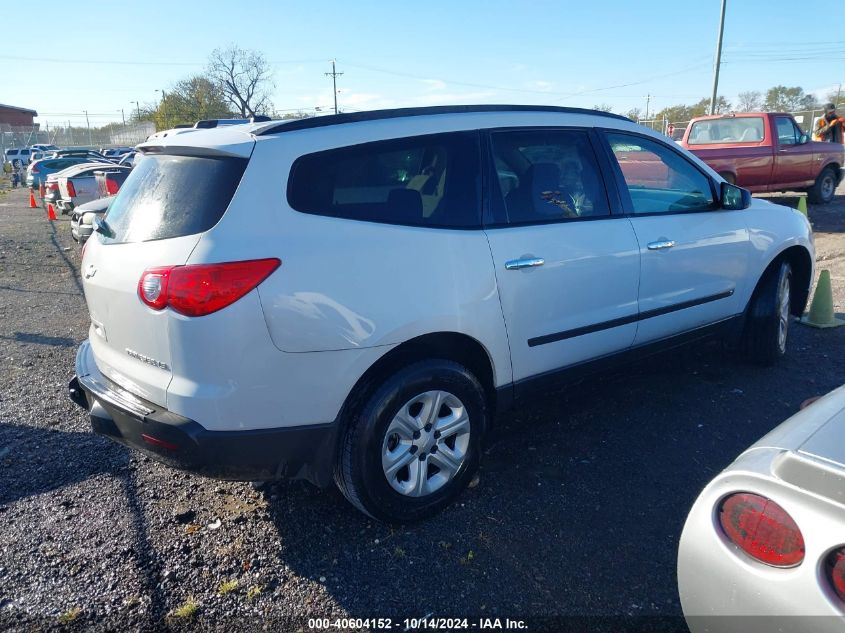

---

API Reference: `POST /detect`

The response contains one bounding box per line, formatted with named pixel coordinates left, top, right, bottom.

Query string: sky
left=4, top=0, right=844, bottom=129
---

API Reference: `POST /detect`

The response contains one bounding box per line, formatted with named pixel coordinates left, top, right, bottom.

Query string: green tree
left=764, top=86, right=817, bottom=112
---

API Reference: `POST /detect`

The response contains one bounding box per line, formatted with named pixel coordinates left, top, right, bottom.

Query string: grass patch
left=246, top=585, right=263, bottom=601
left=218, top=579, right=239, bottom=595
left=168, top=598, right=199, bottom=620
left=58, top=607, right=81, bottom=624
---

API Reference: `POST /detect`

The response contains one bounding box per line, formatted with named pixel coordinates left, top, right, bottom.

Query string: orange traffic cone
left=47, top=203, right=57, bottom=221
left=29, top=190, right=37, bottom=208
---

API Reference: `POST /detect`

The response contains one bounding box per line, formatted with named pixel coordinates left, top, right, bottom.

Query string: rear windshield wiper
left=93, top=216, right=114, bottom=238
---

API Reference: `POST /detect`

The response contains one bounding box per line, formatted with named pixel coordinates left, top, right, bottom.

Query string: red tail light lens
left=105, top=178, right=119, bottom=196
left=718, top=493, right=804, bottom=567
left=31, top=164, right=40, bottom=173
left=47, top=182, right=58, bottom=191
left=826, top=548, right=845, bottom=603
left=138, top=259, right=280, bottom=317
left=66, top=180, right=77, bottom=197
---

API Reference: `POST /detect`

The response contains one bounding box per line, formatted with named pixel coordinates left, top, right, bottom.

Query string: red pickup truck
left=679, top=112, right=844, bottom=203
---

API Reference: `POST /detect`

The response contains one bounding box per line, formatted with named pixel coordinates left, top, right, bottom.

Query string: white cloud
left=420, top=79, right=447, bottom=91
left=526, top=80, right=554, bottom=92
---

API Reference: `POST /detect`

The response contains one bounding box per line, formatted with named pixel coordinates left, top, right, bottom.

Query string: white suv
left=69, top=106, right=814, bottom=522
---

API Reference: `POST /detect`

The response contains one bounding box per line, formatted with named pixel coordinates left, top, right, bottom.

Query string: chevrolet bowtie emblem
left=84, top=264, right=97, bottom=279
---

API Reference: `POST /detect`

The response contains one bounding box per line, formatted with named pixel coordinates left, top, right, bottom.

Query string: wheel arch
left=748, top=245, right=813, bottom=317
left=337, top=332, right=500, bottom=432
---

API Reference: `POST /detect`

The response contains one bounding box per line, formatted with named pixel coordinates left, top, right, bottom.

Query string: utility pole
left=68, top=120, right=74, bottom=145
left=709, top=0, right=727, bottom=115
left=131, top=100, right=141, bottom=122
left=84, top=110, right=92, bottom=146
left=645, top=94, right=651, bottom=120
left=325, top=60, right=343, bottom=115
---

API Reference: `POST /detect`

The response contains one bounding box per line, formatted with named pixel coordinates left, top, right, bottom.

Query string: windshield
left=99, top=153, right=247, bottom=244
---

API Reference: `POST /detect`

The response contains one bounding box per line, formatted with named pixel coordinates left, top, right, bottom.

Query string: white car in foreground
left=679, top=385, right=845, bottom=632
left=68, top=105, right=814, bottom=522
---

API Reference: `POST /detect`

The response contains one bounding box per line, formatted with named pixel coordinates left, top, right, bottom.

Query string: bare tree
left=592, top=103, right=613, bottom=113
left=737, top=91, right=762, bottom=112
left=207, top=45, right=275, bottom=117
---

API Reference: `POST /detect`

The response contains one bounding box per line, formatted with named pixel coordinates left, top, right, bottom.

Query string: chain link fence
left=1, top=122, right=155, bottom=159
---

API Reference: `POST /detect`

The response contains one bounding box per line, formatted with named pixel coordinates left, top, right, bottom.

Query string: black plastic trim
left=259, top=105, right=630, bottom=136
left=527, top=289, right=734, bottom=347
left=501, top=314, right=743, bottom=403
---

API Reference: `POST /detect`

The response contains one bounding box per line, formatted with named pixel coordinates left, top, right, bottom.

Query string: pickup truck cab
left=680, top=112, right=844, bottom=204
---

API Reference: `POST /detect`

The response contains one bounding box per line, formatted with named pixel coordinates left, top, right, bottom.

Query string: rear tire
left=335, top=359, right=487, bottom=523
left=742, top=261, right=792, bottom=365
left=808, top=167, right=837, bottom=204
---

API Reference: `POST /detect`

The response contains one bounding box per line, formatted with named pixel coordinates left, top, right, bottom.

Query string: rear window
left=98, top=153, right=247, bottom=244
left=688, top=117, right=765, bottom=144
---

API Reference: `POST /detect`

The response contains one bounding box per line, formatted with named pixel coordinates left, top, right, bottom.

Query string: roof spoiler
left=194, top=116, right=272, bottom=129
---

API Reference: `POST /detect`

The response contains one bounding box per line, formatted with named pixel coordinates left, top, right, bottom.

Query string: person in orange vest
left=814, top=103, right=845, bottom=143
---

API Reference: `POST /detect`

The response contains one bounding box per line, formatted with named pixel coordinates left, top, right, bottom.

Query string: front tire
left=742, top=261, right=792, bottom=365
left=335, top=359, right=487, bottom=523
left=808, top=167, right=837, bottom=204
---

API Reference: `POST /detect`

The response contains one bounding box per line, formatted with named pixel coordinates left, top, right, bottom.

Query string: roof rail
left=256, top=104, right=630, bottom=136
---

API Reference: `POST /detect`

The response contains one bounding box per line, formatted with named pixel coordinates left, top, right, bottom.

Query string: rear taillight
left=826, top=548, right=845, bottom=603
left=66, top=181, right=77, bottom=197
left=718, top=493, right=805, bottom=567
left=31, top=164, right=40, bottom=174
left=47, top=182, right=58, bottom=191
left=105, top=178, right=120, bottom=196
left=138, top=259, right=280, bottom=317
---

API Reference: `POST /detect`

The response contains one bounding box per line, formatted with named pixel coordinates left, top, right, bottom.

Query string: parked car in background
left=4, top=148, right=32, bottom=166
left=679, top=384, right=845, bottom=632
left=26, top=156, right=94, bottom=192
left=118, top=151, right=140, bottom=167
left=102, top=147, right=134, bottom=159
left=31, top=144, right=59, bottom=152
left=94, top=168, right=130, bottom=198
left=56, top=163, right=129, bottom=214
left=46, top=149, right=112, bottom=162
left=42, top=173, right=62, bottom=208
left=69, top=105, right=814, bottom=522
left=680, top=112, right=845, bottom=203
left=70, top=197, right=111, bottom=244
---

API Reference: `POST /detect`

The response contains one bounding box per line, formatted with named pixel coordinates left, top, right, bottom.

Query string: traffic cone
left=29, top=190, right=37, bottom=208
left=47, top=203, right=57, bottom=221
left=797, top=195, right=808, bottom=217
left=800, top=270, right=845, bottom=328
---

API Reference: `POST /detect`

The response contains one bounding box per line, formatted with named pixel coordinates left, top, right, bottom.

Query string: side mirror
left=721, top=182, right=751, bottom=210
left=799, top=133, right=810, bottom=144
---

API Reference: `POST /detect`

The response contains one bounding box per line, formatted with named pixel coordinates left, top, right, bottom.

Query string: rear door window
left=287, top=132, right=481, bottom=228
left=99, top=153, right=247, bottom=244
left=489, top=129, right=610, bottom=224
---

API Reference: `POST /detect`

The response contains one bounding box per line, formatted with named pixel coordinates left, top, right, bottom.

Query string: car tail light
left=105, top=178, right=120, bottom=196
left=138, top=259, right=280, bottom=317
left=826, top=548, right=845, bottom=603
left=66, top=180, right=77, bottom=197
left=47, top=182, right=58, bottom=191
left=718, top=493, right=805, bottom=567
left=31, top=164, right=40, bottom=174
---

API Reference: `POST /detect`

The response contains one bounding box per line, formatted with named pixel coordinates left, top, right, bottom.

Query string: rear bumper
left=69, top=341, right=338, bottom=486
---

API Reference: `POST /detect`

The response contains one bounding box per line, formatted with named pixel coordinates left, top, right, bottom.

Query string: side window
left=607, top=133, right=715, bottom=214
left=775, top=117, right=799, bottom=145
left=287, top=132, right=480, bottom=228
left=490, top=129, right=609, bottom=224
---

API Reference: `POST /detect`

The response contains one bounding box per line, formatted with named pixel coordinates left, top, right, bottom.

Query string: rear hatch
left=81, top=140, right=253, bottom=406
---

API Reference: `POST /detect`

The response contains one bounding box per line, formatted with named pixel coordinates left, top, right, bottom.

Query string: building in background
left=0, top=104, right=38, bottom=128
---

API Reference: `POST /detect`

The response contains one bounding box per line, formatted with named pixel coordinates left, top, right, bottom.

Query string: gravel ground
left=0, top=184, right=844, bottom=632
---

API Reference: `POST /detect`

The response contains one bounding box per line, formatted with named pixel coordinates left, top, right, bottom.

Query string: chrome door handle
left=647, top=240, right=675, bottom=251
left=505, top=257, right=545, bottom=270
